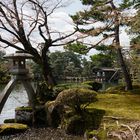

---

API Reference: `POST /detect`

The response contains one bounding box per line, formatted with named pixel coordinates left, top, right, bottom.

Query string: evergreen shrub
left=82, top=81, right=102, bottom=91
left=55, top=88, right=97, bottom=114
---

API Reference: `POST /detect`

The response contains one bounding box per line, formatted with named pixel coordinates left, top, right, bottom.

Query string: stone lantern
left=5, top=51, right=32, bottom=75
left=0, top=51, right=36, bottom=114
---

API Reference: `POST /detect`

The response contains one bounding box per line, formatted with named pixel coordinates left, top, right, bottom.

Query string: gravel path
left=0, top=127, right=84, bottom=140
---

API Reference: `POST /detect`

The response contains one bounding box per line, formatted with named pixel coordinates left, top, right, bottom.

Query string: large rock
left=0, top=123, right=28, bottom=135
left=45, top=101, right=63, bottom=128
left=15, top=106, right=47, bottom=126
left=15, top=106, right=33, bottom=125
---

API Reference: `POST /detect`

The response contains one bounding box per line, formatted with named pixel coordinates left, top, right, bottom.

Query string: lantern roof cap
left=4, top=51, right=33, bottom=59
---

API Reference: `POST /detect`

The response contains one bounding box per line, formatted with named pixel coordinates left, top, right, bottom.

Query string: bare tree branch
left=52, top=29, right=78, bottom=44
left=29, top=0, right=51, bottom=40
left=0, top=20, right=21, bottom=41
left=0, top=4, right=18, bottom=32
left=0, top=0, right=78, bottom=86
left=81, top=33, right=115, bottom=51
left=27, top=5, right=40, bottom=39
left=47, top=0, right=63, bottom=16
left=0, top=36, right=25, bottom=52
left=51, top=39, right=76, bottom=46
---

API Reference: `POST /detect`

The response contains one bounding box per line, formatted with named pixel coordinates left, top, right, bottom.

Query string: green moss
left=4, top=119, right=16, bottom=123
left=130, top=89, right=140, bottom=94
left=86, top=119, right=123, bottom=140
left=106, top=85, right=124, bottom=91
left=54, top=83, right=92, bottom=93
left=105, top=84, right=140, bottom=94
left=45, top=101, right=55, bottom=108
left=87, top=129, right=107, bottom=140
left=89, top=93, right=140, bottom=120
left=15, top=106, right=32, bottom=111
left=0, top=123, right=28, bottom=135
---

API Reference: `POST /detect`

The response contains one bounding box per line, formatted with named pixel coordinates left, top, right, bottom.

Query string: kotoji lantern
left=0, top=51, right=36, bottom=114
left=4, top=51, right=33, bottom=75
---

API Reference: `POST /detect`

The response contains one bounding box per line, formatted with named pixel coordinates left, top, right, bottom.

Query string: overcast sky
left=5, top=0, right=131, bottom=58
left=49, top=0, right=131, bottom=56
left=5, top=0, right=85, bottom=53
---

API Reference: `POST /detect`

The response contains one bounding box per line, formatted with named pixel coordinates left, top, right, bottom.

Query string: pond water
left=0, top=84, right=29, bottom=124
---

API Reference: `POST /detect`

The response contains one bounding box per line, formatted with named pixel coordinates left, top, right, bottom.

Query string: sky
left=4, top=0, right=132, bottom=58
left=5, top=0, right=86, bottom=54
left=48, top=0, right=132, bottom=57
left=61, top=0, right=85, bottom=14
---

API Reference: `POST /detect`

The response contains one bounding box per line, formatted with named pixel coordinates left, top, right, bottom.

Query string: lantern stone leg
left=22, top=80, right=36, bottom=124
left=0, top=78, right=17, bottom=114
left=21, top=80, right=36, bottom=108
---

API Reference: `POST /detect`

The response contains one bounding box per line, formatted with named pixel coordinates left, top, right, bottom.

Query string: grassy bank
left=89, top=93, right=140, bottom=120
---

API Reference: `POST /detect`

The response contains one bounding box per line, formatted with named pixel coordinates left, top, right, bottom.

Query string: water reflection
left=0, top=84, right=28, bottom=124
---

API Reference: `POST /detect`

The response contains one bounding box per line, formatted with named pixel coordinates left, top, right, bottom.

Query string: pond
left=0, top=84, right=29, bottom=124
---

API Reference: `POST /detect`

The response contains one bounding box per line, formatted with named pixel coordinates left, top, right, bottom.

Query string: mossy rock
left=0, top=123, right=28, bottom=135
left=15, top=106, right=33, bottom=125
left=4, top=119, right=16, bottom=123
left=45, top=101, right=63, bottom=128
left=15, top=106, right=32, bottom=111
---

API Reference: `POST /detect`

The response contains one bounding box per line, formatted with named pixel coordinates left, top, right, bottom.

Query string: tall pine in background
left=71, top=0, right=133, bottom=90
left=130, top=0, right=140, bottom=44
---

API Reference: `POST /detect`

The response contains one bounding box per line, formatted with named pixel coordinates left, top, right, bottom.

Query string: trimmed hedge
left=53, top=83, right=92, bottom=96
left=82, top=81, right=102, bottom=91
left=63, top=109, right=105, bottom=135
left=55, top=88, right=97, bottom=114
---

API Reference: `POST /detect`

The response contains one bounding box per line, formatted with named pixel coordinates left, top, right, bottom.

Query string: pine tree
left=71, top=0, right=133, bottom=90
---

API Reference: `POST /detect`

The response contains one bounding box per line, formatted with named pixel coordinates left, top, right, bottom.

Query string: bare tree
left=0, top=0, right=78, bottom=87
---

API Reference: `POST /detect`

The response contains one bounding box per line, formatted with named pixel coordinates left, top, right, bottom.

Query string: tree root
left=108, top=122, right=140, bottom=140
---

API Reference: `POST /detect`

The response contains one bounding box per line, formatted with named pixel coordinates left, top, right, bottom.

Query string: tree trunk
left=117, top=48, right=133, bottom=90
left=115, top=24, right=133, bottom=90
left=42, top=57, right=56, bottom=88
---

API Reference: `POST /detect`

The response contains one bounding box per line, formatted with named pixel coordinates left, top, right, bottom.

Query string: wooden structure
left=93, top=67, right=120, bottom=84
left=0, top=51, right=36, bottom=114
